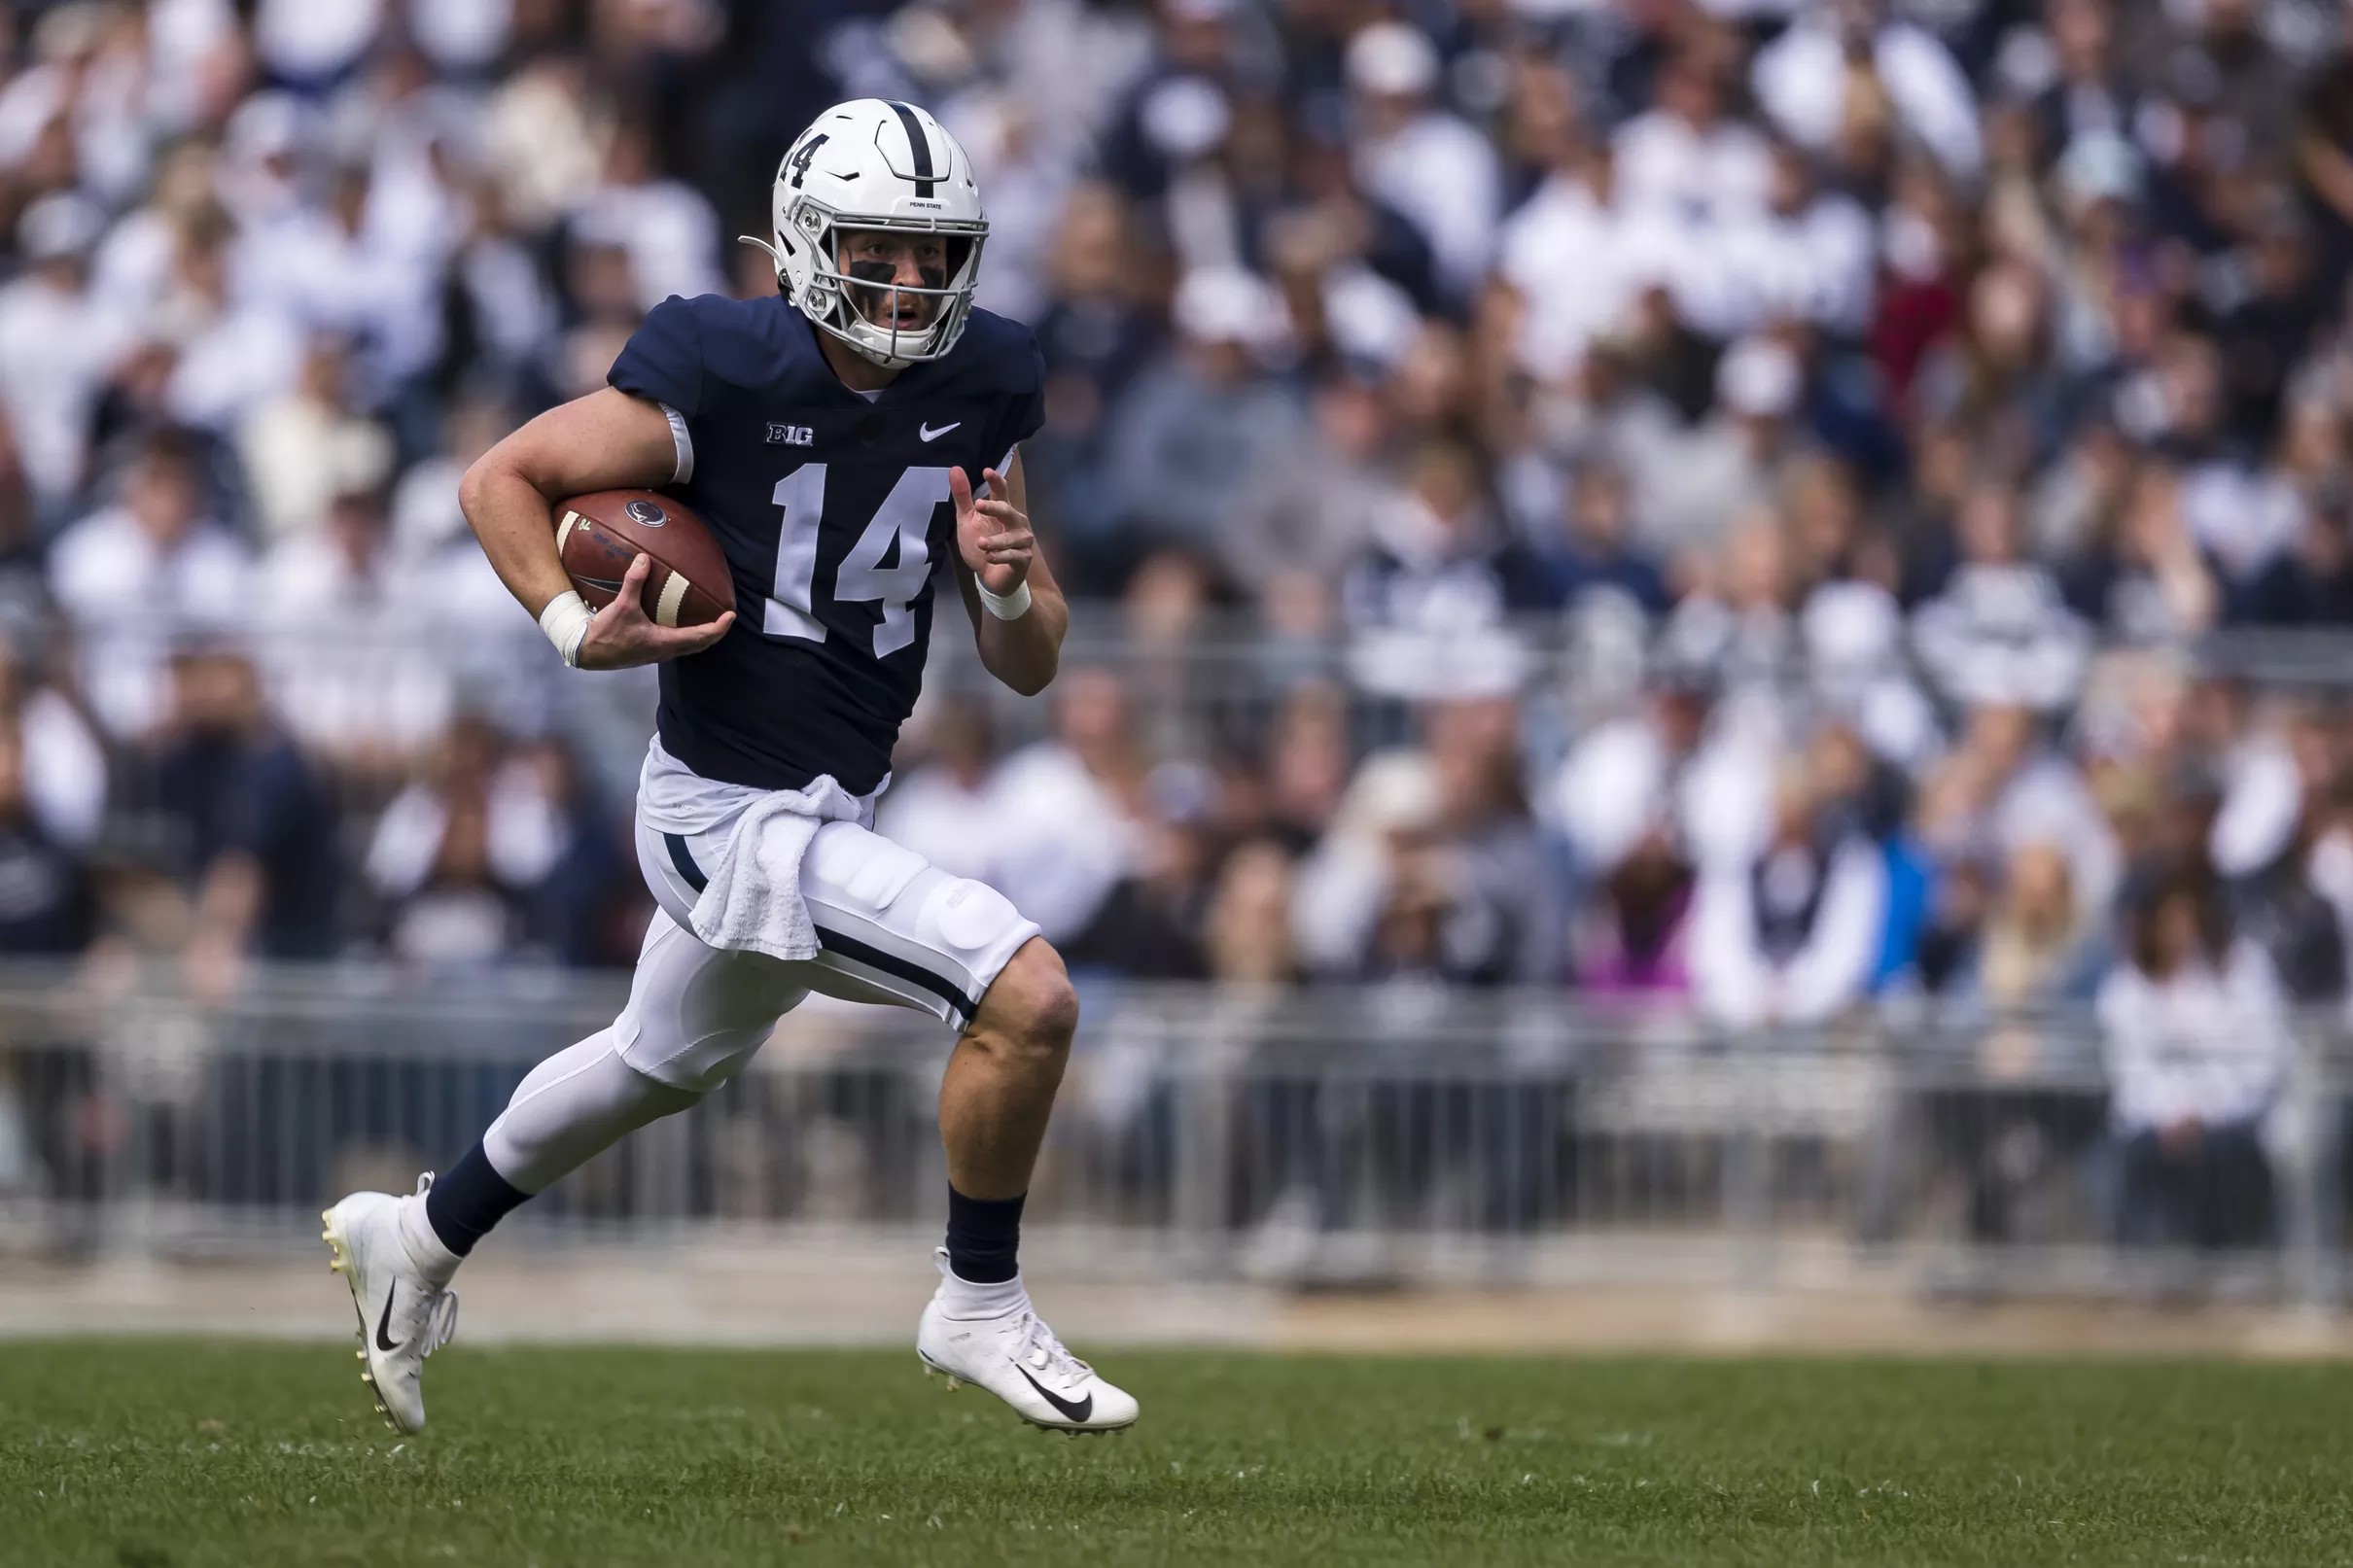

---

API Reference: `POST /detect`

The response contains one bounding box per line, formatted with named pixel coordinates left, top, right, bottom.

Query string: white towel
left=685, top=776, right=868, bottom=962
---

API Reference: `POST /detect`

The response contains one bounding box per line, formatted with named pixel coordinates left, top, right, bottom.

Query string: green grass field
left=2, top=1342, right=2348, bottom=1567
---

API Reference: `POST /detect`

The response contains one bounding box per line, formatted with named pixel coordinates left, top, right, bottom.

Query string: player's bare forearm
left=953, top=454, right=1065, bottom=695
left=458, top=388, right=680, bottom=619
left=960, top=557, right=1067, bottom=695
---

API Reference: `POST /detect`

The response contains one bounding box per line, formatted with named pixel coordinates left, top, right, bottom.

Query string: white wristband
left=976, top=577, right=1032, bottom=621
left=539, top=589, right=592, bottom=668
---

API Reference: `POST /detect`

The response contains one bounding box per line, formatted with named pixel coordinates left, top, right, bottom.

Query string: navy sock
left=944, top=1186, right=1025, bottom=1284
left=423, top=1142, right=530, bottom=1257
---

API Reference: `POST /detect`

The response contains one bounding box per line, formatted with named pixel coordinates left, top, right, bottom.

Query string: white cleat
left=915, top=1249, right=1138, bottom=1435
left=321, top=1174, right=458, bottom=1435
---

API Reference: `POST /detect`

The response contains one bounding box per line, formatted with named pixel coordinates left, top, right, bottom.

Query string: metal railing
left=0, top=963, right=2345, bottom=1304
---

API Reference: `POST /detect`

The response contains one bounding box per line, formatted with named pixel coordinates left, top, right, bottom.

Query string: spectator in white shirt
left=0, top=645, right=106, bottom=852
left=1718, top=140, right=1877, bottom=338
left=1912, top=483, right=2092, bottom=714
left=391, top=392, right=509, bottom=560
left=48, top=428, right=252, bottom=740
left=1612, top=49, right=1774, bottom=224
left=216, top=90, right=313, bottom=246
left=1690, top=758, right=1888, bottom=1029
left=568, top=119, right=724, bottom=314
left=238, top=335, right=400, bottom=545
left=1290, top=749, right=1439, bottom=981
left=0, top=4, right=155, bottom=207
left=2099, top=862, right=2288, bottom=1251
left=255, top=446, right=453, bottom=781
left=875, top=705, right=1002, bottom=886
left=1500, top=140, right=1681, bottom=379
left=1550, top=665, right=1774, bottom=879
left=1346, top=21, right=1499, bottom=305
left=0, top=194, right=125, bottom=514
left=151, top=205, right=302, bottom=435
left=479, top=55, right=605, bottom=235
left=250, top=159, right=445, bottom=401
left=1802, top=576, right=1941, bottom=770
left=90, top=139, right=223, bottom=322
left=1751, top=0, right=1984, bottom=181
left=988, top=668, right=1146, bottom=943
left=1338, top=440, right=1542, bottom=703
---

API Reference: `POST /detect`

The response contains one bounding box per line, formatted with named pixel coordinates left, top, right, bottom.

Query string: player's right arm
left=457, top=387, right=735, bottom=671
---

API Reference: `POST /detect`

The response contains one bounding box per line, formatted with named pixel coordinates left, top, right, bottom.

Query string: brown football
left=554, top=489, right=736, bottom=629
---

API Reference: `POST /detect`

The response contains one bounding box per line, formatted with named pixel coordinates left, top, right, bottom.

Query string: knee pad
left=913, top=872, right=1041, bottom=997
left=928, top=875, right=1029, bottom=960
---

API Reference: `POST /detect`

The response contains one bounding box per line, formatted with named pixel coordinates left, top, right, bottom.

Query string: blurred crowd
left=0, top=0, right=2349, bottom=1175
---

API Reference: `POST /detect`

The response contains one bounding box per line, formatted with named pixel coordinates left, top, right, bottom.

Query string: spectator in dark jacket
left=1913, top=484, right=2091, bottom=714
left=151, top=645, right=339, bottom=997
left=2229, top=781, right=2351, bottom=1006
left=1540, top=460, right=1669, bottom=617
left=365, top=718, right=592, bottom=970
left=2229, top=484, right=2353, bottom=627
left=1341, top=440, right=1551, bottom=701
left=1065, top=763, right=1218, bottom=983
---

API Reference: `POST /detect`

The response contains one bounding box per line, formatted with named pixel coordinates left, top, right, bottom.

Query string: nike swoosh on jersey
left=918, top=421, right=961, bottom=441
left=1015, top=1366, right=1092, bottom=1424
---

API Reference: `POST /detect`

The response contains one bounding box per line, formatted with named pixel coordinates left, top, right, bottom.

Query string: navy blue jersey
left=609, top=295, right=1045, bottom=794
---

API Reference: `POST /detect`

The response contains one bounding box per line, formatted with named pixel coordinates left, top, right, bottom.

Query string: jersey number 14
left=764, top=464, right=951, bottom=658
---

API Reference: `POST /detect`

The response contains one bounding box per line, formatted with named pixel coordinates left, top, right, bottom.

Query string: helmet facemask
left=770, top=197, right=986, bottom=368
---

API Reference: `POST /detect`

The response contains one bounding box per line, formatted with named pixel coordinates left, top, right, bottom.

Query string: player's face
left=836, top=228, right=951, bottom=331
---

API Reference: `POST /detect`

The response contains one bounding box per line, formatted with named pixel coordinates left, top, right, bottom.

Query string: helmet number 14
left=786, top=133, right=829, bottom=192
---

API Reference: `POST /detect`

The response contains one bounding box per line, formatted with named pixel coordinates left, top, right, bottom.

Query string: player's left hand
left=952, top=466, right=1032, bottom=596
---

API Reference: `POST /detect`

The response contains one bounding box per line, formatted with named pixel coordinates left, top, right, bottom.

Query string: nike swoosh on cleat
left=918, top=421, right=961, bottom=441
left=375, top=1287, right=403, bottom=1353
left=1015, top=1366, right=1092, bottom=1424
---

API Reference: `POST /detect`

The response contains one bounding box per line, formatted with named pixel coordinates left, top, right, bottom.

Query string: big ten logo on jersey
left=767, top=423, right=815, bottom=447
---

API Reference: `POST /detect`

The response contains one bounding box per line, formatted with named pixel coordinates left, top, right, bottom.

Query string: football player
left=322, top=100, right=1136, bottom=1436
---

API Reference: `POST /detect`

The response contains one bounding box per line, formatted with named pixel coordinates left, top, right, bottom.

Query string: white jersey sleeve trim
left=659, top=401, right=694, bottom=484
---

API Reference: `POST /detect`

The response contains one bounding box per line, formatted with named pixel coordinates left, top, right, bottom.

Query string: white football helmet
left=742, top=99, right=988, bottom=368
